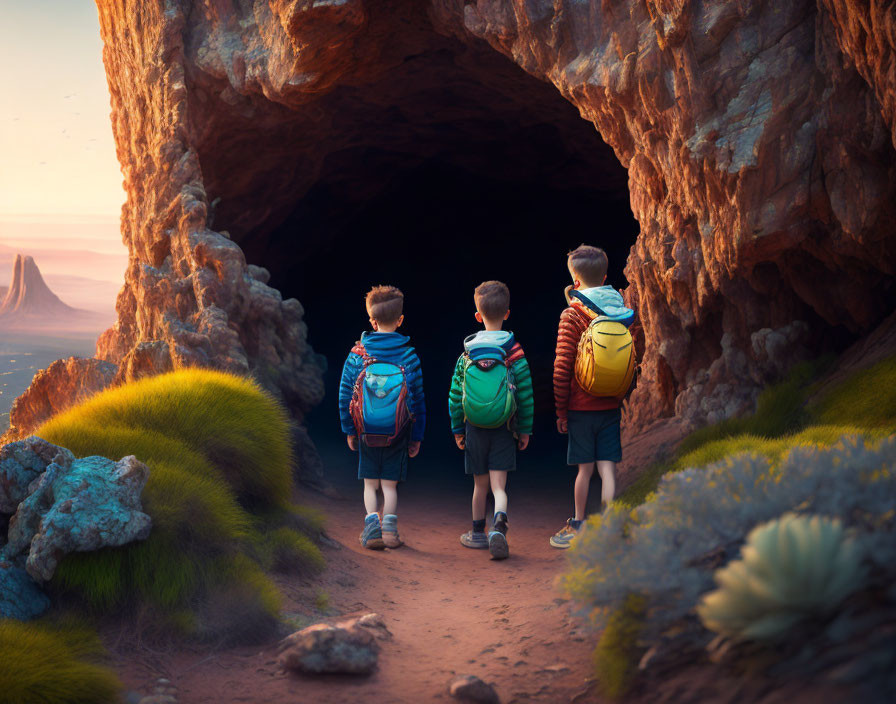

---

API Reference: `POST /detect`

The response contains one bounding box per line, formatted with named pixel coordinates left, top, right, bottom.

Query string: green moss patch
left=594, top=593, right=646, bottom=700
left=0, top=620, right=121, bottom=704
left=619, top=355, right=896, bottom=507
left=36, top=369, right=324, bottom=640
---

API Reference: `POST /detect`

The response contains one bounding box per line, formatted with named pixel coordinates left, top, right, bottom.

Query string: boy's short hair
left=365, top=285, right=404, bottom=324
left=474, top=280, right=510, bottom=320
left=568, top=244, right=608, bottom=285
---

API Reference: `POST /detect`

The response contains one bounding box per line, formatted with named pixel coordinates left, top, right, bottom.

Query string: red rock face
left=3, top=358, right=117, bottom=445
left=13, top=0, right=896, bottom=463
left=438, top=0, right=896, bottom=425
left=821, top=0, right=896, bottom=150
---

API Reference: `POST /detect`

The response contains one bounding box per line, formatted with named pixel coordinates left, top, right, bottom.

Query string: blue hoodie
left=568, top=285, right=635, bottom=326
left=338, top=331, right=426, bottom=442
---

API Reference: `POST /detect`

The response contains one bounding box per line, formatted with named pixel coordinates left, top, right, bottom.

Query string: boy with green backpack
left=448, top=281, right=534, bottom=560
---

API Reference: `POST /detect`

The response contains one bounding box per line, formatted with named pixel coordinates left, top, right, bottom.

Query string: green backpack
left=462, top=344, right=517, bottom=429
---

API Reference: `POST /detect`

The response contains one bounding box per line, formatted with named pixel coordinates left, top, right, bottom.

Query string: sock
left=493, top=512, right=508, bottom=535
left=383, top=514, right=397, bottom=532
left=472, top=519, right=486, bottom=534
left=570, top=518, right=583, bottom=530
left=365, top=512, right=380, bottom=524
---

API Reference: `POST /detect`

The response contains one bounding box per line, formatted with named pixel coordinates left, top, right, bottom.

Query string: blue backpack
left=349, top=343, right=413, bottom=447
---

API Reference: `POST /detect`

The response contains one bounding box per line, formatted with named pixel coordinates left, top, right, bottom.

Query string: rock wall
left=433, top=0, right=896, bottom=424
left=821, top=0, right=896, bottom=149
left=13, top=0, right=896, bottom=456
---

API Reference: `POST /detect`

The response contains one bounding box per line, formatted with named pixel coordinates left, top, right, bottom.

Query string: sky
left=0, top=1, right=127, bottom=310
left=0, top=1, right=125, bottom=224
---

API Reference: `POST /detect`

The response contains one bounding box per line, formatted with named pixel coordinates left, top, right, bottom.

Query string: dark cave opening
left=196, top=23, right=639, bottom=482
left=252, top=135, right=636, bottom=478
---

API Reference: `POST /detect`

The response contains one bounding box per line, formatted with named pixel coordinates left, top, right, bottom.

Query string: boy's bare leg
left=381, top=479, right=399, bottom=516
left=488, top=470, right=510, bottom=558
left=574, top=463, right=595, bottom=521
left=597, top=461, right=616, bottom=506
left=363, top=478, right=380, bottom=515
left=472, top=473, right=490, bottom=521
left=489, top=470, right=508, bottom=516
left=381, top=479, right=401, bottom=547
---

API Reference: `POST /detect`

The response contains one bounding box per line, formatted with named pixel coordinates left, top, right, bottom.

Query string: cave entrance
left=195, top=12, right=638, bottom=471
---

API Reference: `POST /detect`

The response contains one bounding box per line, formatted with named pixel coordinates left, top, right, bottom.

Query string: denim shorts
left=358, top=435, right=409, bottom=481
left=464, top=422, right=517, bottom=475
left=567, top=408, right=622, bottom=464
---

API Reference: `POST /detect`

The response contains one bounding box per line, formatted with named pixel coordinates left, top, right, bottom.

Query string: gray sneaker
left=489, top=511, right=509, bottom=560
left=488, top=530, right=509, bottom=560
left=460, top=530, right=489, bottom=549
left=549, top=518, right=582, bottom=549
left=359, top=514, right=385, bottom=550
left=382, top=513, right=402, bottom=548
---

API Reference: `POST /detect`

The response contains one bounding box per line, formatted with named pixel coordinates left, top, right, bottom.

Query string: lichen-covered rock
left=278, top=615, right=381, bottom=674
left=0, top=436, right=74, bottom=514
left=4, top=452, right=152, bottom=582
left=0, top=559, right=50, bottom=620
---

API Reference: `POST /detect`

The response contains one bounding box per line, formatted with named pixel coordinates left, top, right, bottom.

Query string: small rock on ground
left=279, top=614, right=384, bottom=675
left=137, top=677, right=178, bottom=704
left=356, top=612, right=392, bottom=640
left=449, top=674, right=501, bottom=704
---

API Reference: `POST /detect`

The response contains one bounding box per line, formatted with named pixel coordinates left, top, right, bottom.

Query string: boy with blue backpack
left=339, top=285, right=425, bottom=550
left=449, top=281, right=534, bottom=560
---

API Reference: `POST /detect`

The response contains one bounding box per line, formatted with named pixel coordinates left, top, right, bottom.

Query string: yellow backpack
left=572, top=299, right=636, bottom=399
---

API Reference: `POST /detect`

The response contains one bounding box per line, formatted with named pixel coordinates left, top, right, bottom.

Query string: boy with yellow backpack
left=550, top=245, right=637, bottom=549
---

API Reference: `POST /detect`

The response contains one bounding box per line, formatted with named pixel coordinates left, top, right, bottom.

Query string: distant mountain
left=0, top=255, right=106, bottom=332
left=0, top=254, right=76, bottom=317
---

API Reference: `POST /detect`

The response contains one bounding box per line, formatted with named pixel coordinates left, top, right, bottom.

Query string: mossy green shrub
left=35, top=369, right=324, bottom=641
left=252, top=526, right=326, bottom=573
left=563, top=435, right=896, bottom=639
left=677, top=359, right=824, bottom=456
left=619, top=355, right=896, bottom=507
left=594, top=593, right=646, bottom=700
left=39, top=368, right=293, bottom=510
left=812, top=354, right=896, bottom=429
left=572, top=357, right=896, bottom=690
left=697, top=514, right=867, bottom=641
left=0, top=619, right=121, bottom=704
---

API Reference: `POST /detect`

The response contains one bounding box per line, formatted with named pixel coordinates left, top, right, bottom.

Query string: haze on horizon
left=0, top=1, right=127, bottom=314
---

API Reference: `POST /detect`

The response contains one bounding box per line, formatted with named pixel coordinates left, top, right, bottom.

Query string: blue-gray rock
left=5, top=454, right=152, bottom=582
left=0, top=436, right=74, bottom=514
left=0, top=558, right=50, bottom=619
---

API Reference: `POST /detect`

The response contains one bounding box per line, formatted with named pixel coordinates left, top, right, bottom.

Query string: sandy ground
left=113, top=481, right=603, bottom=704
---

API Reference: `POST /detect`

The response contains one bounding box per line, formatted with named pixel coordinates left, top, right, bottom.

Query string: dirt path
left=114, top=483, right=600, bottom=703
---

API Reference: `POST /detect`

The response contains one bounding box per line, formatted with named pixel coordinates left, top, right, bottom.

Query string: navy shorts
left=464, top=422, right=517, bottom=475
left=567, top=408, right=622, bottom=465
left=358, top=435, right=409, bottom=482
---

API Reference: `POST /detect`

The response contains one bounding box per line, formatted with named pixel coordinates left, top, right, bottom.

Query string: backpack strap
left=566, top=286, right=612, bottom=321
left=352, top=342, right=377, bottom=366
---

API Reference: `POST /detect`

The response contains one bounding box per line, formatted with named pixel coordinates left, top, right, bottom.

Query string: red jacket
left=553, top=304, right=621, bottom=418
